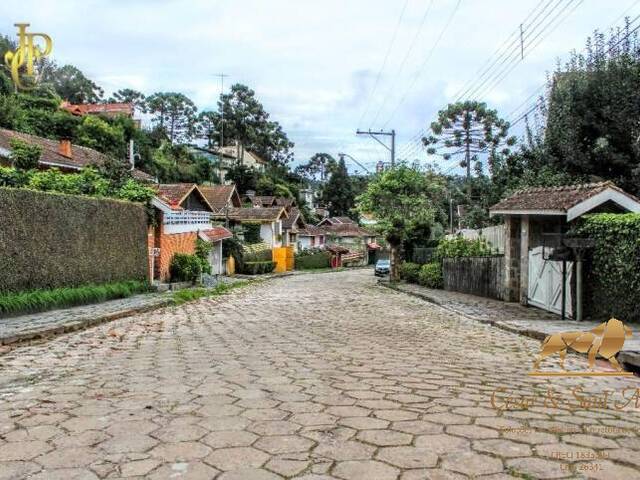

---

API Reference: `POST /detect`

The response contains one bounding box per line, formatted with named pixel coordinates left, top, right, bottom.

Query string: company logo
left=4, top=23, right=53, bottom=90
left=529, top=318, right=633, bottom=377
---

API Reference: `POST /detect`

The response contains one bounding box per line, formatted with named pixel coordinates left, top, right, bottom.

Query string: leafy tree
left=146, top=92, right=197, bottom=144
left=423, top=101, right=515, bottom=195
left=218, top=83, right=294, bottom=165
left=544, top=24, right=640, bottom=195
left=196, top=110, right=220, bottom=148
left=320, top=157, right=354, bottom=217
left=109, top=88, right=146, bottom=112
left=9, top=138, right=42, bottom=170
left=295, top=153, right=335, bottom=182
left=225, top=164, right=259, bottom=193
left=357, top=166, right=445, bottom=281
left=42, top=64, right=104, bottom=103
left=75, top=115, right=125, bottom=157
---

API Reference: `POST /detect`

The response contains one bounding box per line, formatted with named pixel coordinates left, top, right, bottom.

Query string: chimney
left=58, top=139, right=72, bottom=158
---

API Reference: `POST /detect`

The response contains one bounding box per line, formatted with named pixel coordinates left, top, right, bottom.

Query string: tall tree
left=109, top=88, right=146, bottom=112
left=423, top=101, right=515, bottom=196
left=41, top=64, right=104, bottom=103
left=146, top=92, right=197, bottom=144
left=357, top=166, right=445, bottom=281
left=320, top=157, right=354, bottom=217
left=218, top=83, right=294, bottom=165
left=544, top=24, right=640, bottom=195
left=295, top=153, right=336, bottom=182
left=195, top=110, right=220, bottom=149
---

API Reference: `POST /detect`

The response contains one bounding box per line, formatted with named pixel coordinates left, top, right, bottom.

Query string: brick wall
left=147, top=214, right=199, bottom=282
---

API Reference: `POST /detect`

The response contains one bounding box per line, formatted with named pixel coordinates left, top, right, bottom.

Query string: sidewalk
left=380, top=280, right=640, bottom=371
left=0, top=293, right=173, bottom=346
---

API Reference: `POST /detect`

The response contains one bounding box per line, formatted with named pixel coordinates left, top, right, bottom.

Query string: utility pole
left=338, top=153, right=371, bottom=174
left=356, top=129, right=396, bottom=167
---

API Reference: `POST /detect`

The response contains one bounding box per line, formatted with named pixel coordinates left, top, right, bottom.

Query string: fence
left=446, top=225, right=506, bottom=254
left=442, top=256, right=505, bottom=300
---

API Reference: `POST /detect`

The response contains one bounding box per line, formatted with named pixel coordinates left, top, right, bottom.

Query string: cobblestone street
left=1, top=269, right=640, bottom=479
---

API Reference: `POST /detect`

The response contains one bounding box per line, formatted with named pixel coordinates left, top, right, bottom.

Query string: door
left=210, top=242, right=222, bottom=275
left=528, top=246, right=573, bottom=316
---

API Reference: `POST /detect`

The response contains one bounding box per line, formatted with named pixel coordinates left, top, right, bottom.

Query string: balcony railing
left=164, top=210, right=211, bottom=226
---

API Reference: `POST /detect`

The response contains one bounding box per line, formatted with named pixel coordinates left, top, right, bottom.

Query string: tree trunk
left=390, top=242, right=400, bottom=282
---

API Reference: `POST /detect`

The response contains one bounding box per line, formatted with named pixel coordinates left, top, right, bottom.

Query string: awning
left=199, top=226, right=233, bottom=243
left=367, top=242, right=381, bottom=250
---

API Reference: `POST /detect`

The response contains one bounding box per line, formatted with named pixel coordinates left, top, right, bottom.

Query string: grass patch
left=0, top=280, right=150, bottom=317
left=171, top=280, right=252, bottom=306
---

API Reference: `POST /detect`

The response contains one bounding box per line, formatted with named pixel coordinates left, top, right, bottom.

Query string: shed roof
left=489, top=181, right=640, bottom=221
left=199, top=185, right=241, bottom=211
left=152, top=184, right=214, bottom=211
left=199, top=226, right=233, bottom=243
left=282, top=207, right=305, bottom=230
left=323, top=223, right=373, bottom=237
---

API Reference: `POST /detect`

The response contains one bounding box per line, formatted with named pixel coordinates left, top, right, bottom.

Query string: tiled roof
left=200, top=185, right=240, bottom=211
left=282, top=207, right=304, bottom=230
left=0, top=128, right=107, bottom=170
left=490, top=181, right=640, bottom=213
left=323, top=223, right=373, bottom=237
left=252, top=195, right=277, bottom=207
left=200, top=226, right=233, bottom=243
left=299, top=225, right=326, bottom=236
left=319, top=216, right=357, bottom=226
left=131, top=169, right=156, bottom=183
left=228, top=207, right=288, bottom=221
left=152, top=184, right=197, bottom=209
left=275, top=197, right=296, bottom=208
left=215, top=145, right=267, bottom=165
left=61, top=102, right=134, bottom=116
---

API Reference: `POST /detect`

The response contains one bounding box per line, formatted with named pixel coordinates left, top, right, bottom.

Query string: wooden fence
left=442, top=256, right=505, bottom=300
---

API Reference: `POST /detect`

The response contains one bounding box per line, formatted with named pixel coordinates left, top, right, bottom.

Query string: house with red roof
left=149, top=184, right=232, bottom=281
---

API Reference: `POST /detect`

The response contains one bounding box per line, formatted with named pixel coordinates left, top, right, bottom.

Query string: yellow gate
left=272, top=246, right=294, bottom=273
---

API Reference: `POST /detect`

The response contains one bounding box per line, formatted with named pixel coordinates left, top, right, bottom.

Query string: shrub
left=572, top=213, right=640, bottom=321
left=399, top=262, right=421, bottom=283
left=170, top=253, right=202, bottom=283
left=0, top=280, right=149, bottom=317
left=418, top=263, right=443, bottom=289
left=10, top=138, right=42, bottom=170
left=195, top=238, right=213, bottom=275
left=243, top=222, right=262, bottom=244
left=239, top=261, right=276, bottom=275
left=243, top=243, right=273, bottom=263
left=295, top=251, right=331, bottom=270
left=435, top=236, right=492, bottom=260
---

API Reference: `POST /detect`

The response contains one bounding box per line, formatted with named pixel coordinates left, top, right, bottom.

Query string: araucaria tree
left=146, top=92, right=197, bottom=144
left=422, top=100, right=514, bottom=195
left=357, top=165, right=444, bottom=281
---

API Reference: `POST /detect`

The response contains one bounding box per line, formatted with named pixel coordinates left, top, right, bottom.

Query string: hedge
left=239, top=261, right=276, bottom=275
left=170, top=253, right=202, bottom=283
left=573, top=213, right=640, bottom=321
left=0, top=188, right=148, bottom=292
left=418, top=263, right=443, bottom=288
left=295, top=251, right=331, bottom=270
left=0, top=280, right=149, bottom=317
left=399, top=262, right=421, bottom=283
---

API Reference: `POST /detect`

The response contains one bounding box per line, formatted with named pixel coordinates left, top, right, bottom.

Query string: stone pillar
left=520, top=215, right=530, bottom=306
left=503, top=215, right=521, bottom=302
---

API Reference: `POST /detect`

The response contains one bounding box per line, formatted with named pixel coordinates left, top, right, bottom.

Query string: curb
left=378, top=281, right=640, bottom=372
left=0, top=299, right=174, bottom=347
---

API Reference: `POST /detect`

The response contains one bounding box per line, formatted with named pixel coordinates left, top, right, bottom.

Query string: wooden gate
left=528, top=246, right=573, bottom=316
left=272, top=246, right=294, bottom=273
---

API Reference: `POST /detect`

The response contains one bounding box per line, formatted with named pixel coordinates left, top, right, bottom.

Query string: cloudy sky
left=1, top=0, right=638, bottom=173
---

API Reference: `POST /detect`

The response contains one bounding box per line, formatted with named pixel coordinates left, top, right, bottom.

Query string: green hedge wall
left=0, top=188, right=148, bottom=292
left=295, top=251, right=331, bottom=270
left=573, top=213, right=640, bottom=321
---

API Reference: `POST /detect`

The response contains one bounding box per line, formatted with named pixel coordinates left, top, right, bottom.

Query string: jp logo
left=4, top=23, right=53, bottom=90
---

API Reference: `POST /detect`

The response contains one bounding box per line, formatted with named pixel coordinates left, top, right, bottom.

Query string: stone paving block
left=205, top=446, right=269, bottom=470
left=312, top=439, right=376, bottom=461
left=376, top=446, right=439, bottom=468
left=333, top=460, right=399, bottom=480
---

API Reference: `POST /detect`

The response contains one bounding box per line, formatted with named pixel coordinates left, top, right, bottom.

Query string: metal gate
left=528, top=246, right=573, bottom=317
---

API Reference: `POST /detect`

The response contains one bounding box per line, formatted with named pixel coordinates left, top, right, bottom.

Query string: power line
left=367, top=0, right=436, bottom=128
left=380, top=0, right=463, bottom=129
left=357, top=0, right=410, bottom=129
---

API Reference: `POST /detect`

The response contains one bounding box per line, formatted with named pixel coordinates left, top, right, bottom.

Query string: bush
left=418, top=263, right=443, bottom=289
left=399, top=262, right=421, bottom=283
left=195, top=238, right=212, bottom=275
left=243, top=222, right=262, bottom=244
left=435, top=236, right=492, bottom=260
left=239, top=261, right=276, bottom=275
left=572, top=213, right=640, bottom=321
left=170, top=253, right=202, bottom=283
left=0, top=280, right=149, bottom=317
left=295, top=251, right=331, bottom=270
left=10, top=138, right=42, bottom=170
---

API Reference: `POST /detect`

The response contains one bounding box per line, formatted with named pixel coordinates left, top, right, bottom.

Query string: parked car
left=374, top=259, right=390, bottom=276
